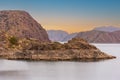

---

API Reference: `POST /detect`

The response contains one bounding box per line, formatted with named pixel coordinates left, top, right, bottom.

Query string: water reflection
left=0, top=71, right=29, bottom=80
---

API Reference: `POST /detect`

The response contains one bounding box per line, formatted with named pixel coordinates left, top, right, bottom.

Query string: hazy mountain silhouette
left=47, top=30, right=68, bottom=42
left=76, top=26, right=120, bottom=43
left=94, top=26, right=120, bottom=32
left=48, top=26, right=120, bottom=43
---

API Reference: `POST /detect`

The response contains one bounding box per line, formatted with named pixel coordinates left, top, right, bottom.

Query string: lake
left=0, top=44, right=120, bottom=80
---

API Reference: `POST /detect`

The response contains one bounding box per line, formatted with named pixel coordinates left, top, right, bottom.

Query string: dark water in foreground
left=0, top=44, right=120, bottom=80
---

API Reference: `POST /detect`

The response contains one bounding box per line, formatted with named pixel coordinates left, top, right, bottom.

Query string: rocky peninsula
left=0, top=10, right=116, bottom=61
left=0, top=37, right=116, bottom=61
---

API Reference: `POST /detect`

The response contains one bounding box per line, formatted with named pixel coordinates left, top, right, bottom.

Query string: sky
left=0, top=0, right=120, bottom=33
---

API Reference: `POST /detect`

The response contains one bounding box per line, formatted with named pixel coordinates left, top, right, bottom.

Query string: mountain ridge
left=93, top=26, right=120, bottom=32
left=47, top=26, right=120, bottom=43
left=0, top=10, right=50, bottom=42
left=76, top=30, right=120, bottom=43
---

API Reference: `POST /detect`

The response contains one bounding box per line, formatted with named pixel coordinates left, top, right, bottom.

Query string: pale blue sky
left=0, top=0, right=120, bottom=32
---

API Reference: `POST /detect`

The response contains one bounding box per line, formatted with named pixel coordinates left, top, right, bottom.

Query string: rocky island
left=0, top=10, right=116, bottom=61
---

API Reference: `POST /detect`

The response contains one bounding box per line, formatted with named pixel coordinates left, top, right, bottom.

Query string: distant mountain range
left=94, top=26, right=120, bottom=32
left=47, top=30, right=69, bottom=42
left=62, top=33, right=78, bottom=42
left=47, top=26, right=120, bottom=43
left=47, top=30, right=78, bottom=42
left=76, top=30, right=120, bottom=43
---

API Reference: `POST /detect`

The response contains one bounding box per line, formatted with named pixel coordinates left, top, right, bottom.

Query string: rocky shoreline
left=0, top=38, right=116, bottom=61
left=1, top=50, right=115, bottom=62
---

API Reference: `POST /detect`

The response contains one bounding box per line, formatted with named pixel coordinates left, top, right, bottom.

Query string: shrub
left=9, top=36, right=18, bottom=45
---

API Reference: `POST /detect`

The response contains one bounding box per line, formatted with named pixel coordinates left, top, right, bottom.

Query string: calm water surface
left=0, top=44, right=120, bottom=80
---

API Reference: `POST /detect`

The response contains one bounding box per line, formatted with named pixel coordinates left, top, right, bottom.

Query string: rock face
left=76, top=30, right=120, bottom=43
left=0, top=38, right=115, bottom=61
left=0, top=10, right=50, bottom=42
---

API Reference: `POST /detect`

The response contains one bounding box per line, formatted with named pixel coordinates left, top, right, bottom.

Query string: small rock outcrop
left=0, top=10, right=50, bottom=42
left=0, top=38, right=116, bottom=61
